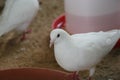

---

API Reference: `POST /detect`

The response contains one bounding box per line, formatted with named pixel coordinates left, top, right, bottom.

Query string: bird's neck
left=63, top=32, right=72, bottom=41
left=61, top=35, right=73, bottom=46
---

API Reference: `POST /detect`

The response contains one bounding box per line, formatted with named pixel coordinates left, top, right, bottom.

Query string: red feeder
left=0, top=68, right=74, bottom=80
left=52, top=14, right=120, bottom=49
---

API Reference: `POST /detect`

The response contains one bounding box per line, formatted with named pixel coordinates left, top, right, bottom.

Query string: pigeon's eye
left=57, top=34, right=60, bottom=38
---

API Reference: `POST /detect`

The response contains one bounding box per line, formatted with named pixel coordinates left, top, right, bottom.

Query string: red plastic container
left=0, top=68, right=74, bottom=80
left=52, top=14, right=120, bottom=49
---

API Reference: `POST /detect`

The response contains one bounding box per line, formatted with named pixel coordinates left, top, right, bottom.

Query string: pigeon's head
left=49, top=29, right=70, bottom=47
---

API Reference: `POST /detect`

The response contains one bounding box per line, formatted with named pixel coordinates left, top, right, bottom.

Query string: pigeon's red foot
left=68, top=72, right=80, bottom=80
left=20, top=29, right=32, bottom=41
left=87, top=77, right=92, bottom=80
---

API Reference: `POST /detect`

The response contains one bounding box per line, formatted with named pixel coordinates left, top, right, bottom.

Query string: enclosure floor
left=0, top=0, right=119, bottom=80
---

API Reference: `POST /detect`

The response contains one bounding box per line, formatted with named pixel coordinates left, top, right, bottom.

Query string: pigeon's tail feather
left=0, top=24, right=6, bottom=36
left=0, top=22, right=10, bottom=37
left=107, top=30, right=120, bottom=45
left=108, top=29, right=120, bottom=38
left=113, top=30, right=120, bottom=49
left=119, top=30, right=120, bottom=38
left=113, top=30, right=120, bottom=40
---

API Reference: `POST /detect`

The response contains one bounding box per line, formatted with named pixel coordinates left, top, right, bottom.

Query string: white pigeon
left=0, top=0, right=40, bottom=40
left=50, top=29, right=120, bottom=80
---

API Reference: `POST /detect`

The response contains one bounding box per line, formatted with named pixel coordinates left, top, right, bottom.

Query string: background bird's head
left=49, top=29, right=70, bottom=47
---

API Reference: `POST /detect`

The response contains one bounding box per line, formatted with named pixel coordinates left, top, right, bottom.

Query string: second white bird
left=50, top=29, right=120, bottom=79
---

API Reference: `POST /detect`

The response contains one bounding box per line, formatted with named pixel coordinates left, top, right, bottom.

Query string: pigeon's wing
left=69, top=30, right=119, bottom=65
left=71, top=30, right=119, bottom=53
left=0, top=0, right=39, bottom=36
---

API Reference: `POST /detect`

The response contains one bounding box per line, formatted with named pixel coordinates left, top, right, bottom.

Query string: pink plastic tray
left=0, top=68, right=73, bottom=80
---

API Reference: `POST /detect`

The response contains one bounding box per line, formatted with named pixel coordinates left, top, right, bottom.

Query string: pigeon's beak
left=49, top=40, right=53, bottom=48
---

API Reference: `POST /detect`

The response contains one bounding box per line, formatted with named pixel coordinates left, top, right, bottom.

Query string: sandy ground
left=0, top=0, right=120, bottom=80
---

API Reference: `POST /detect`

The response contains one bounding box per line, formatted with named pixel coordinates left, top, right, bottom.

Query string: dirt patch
left=0, top=0, right=119, bottom=80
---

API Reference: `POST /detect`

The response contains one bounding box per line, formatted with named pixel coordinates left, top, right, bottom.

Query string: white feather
left=50, top=29, right=120, bottom=77
left=0, top=0, right=40, bottom=36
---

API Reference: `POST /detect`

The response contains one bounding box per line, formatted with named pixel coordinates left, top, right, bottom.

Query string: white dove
left=0, top=0, right=40, bottom=40
left=50, top=29, right=120, bottom=80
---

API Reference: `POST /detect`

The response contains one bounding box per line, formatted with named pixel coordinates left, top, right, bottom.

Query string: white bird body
left=0, top=0, right=39, bottom=36
left=50, top=29, right=120, bottom=78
